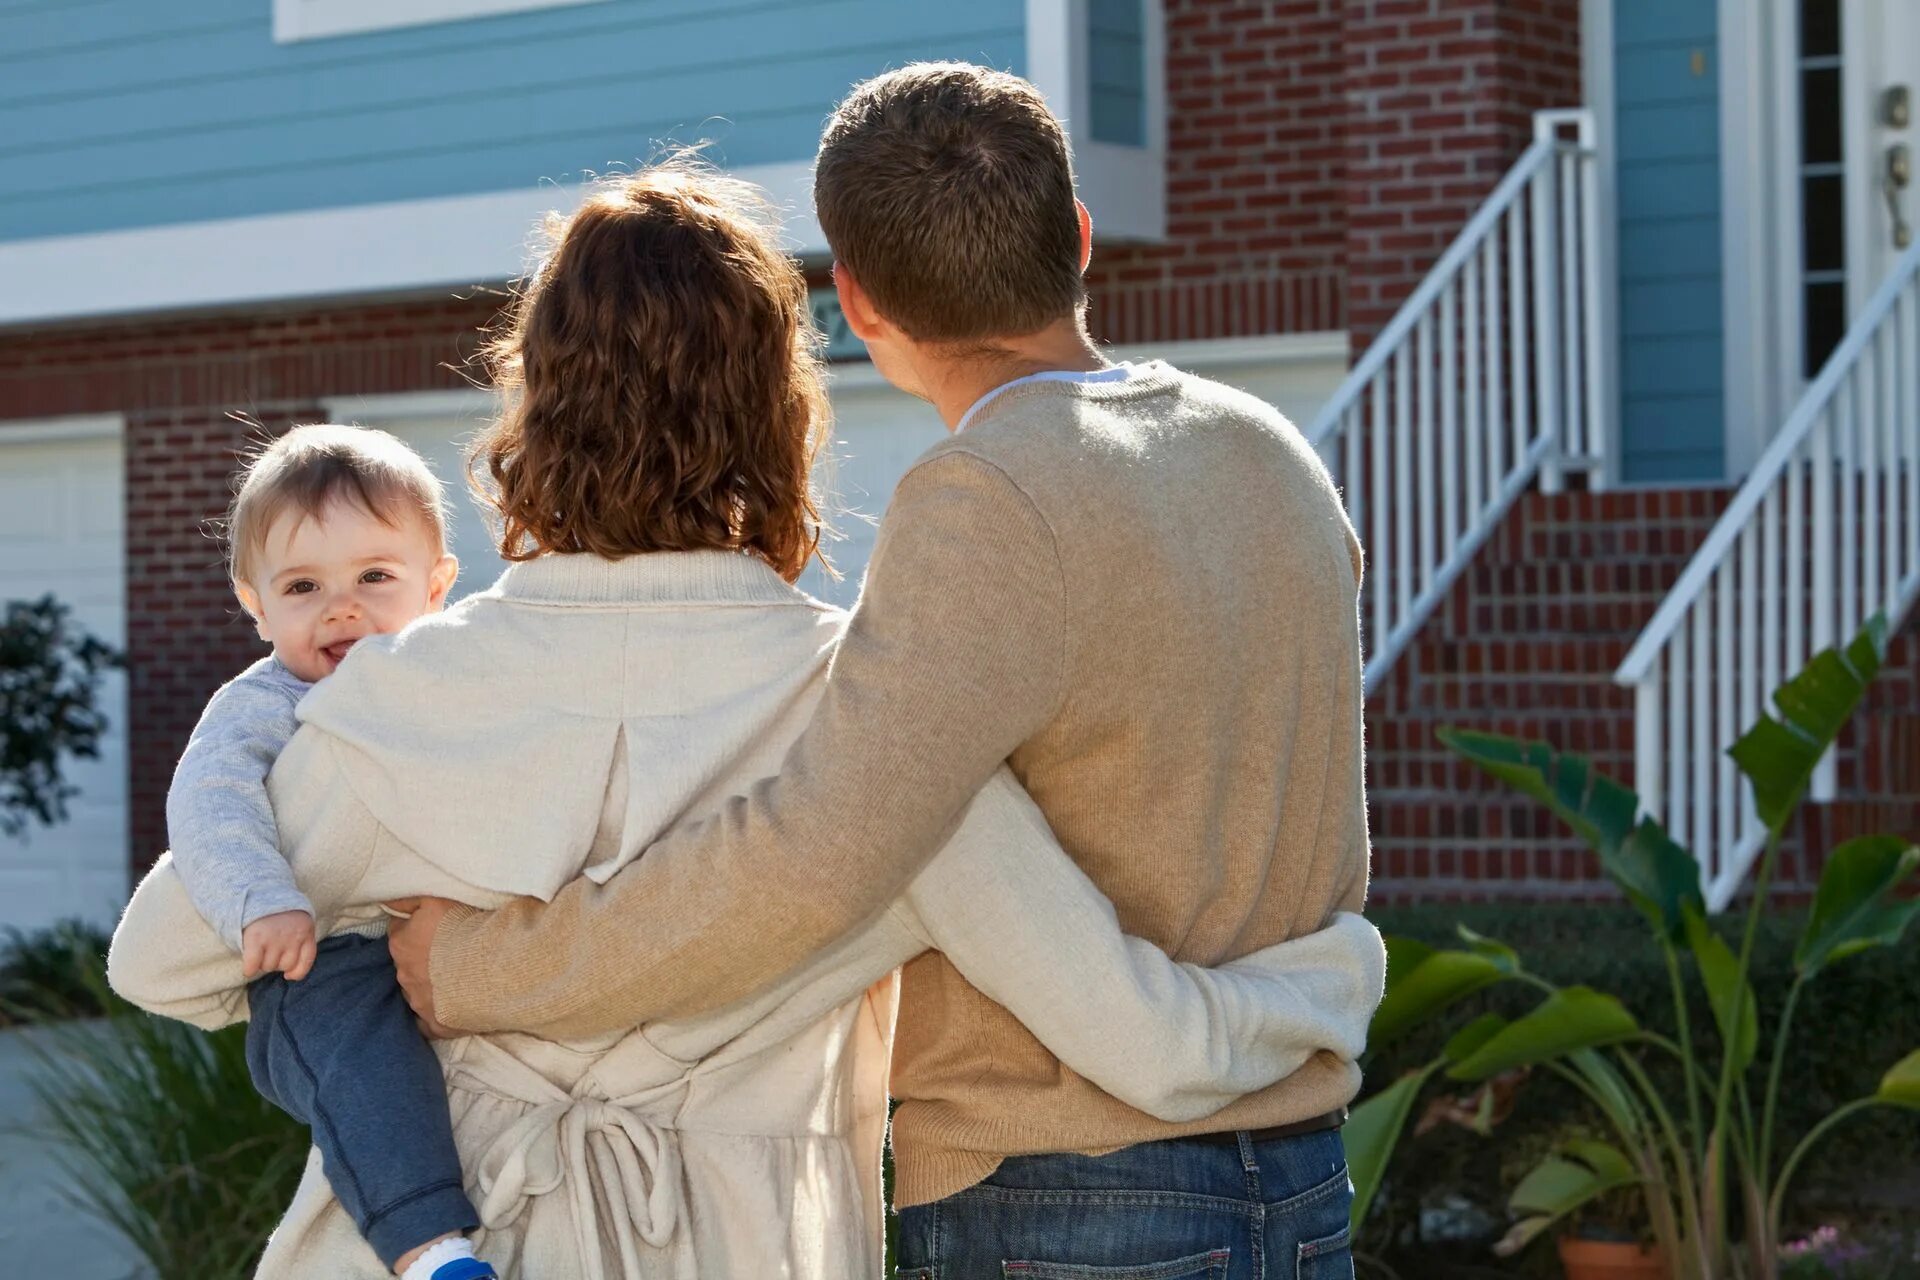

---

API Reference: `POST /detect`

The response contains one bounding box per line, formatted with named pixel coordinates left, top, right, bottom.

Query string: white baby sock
left=398, top=1235, right=478, bottom=1280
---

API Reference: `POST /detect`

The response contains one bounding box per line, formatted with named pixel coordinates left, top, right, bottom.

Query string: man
left=393, top=63, right=1372, bottom=1276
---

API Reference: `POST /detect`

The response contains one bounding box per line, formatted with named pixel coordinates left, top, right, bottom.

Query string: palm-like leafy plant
left=1348, top=617, right=1920, bottom=1280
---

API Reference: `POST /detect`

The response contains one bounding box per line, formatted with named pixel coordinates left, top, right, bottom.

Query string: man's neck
left=917, top=320, right=1111, bottom=432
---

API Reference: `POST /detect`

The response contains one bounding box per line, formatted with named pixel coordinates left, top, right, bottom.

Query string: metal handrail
left=1305, top=110, right=1608, bottom=694
left=1616, top=236, right=1920, bottom=685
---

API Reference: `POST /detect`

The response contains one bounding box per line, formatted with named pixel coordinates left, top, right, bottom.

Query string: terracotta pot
left=1557, top=1235, right=1668, bottom=1280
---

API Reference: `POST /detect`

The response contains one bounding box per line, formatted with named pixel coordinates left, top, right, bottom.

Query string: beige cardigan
left=108, top=551, right=1384, bottom=1279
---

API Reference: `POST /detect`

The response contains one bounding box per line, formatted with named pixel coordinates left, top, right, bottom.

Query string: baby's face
left=236, top=499, right=457, bottom=683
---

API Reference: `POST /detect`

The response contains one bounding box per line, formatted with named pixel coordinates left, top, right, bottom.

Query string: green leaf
left=1448, top=987, right=1641, bottom=1082
left=1367, top=937, right=1511, bottom=1053
left=1560, top=1137, right=1639, bottom=1185
left=1685, top=903, right=1758, bottom=1072
left=1494, top=1143, right=1641, bottom=1257
left=1795, top=836, right=1920, bottom=976
left=1443, top=1013, right=1511, bottom=1065
left=1439, top=728, right=1704, bottom=939
left=1347, top=1062, right=1442, bottom=1232
left=1455, top=923, right=1521, bottom=971
left=1876, top=1050, right=1920, bottom=1109
left=1729, top=616, right=1888, bottom=834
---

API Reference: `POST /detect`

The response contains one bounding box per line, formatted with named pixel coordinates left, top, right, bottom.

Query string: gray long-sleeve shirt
left=165, top=656, right=315, bottom=950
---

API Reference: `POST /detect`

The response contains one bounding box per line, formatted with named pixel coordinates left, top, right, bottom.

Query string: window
left=273, top=0, right=610, bottom=44
left=1797, top=0, right=1847, bottom=376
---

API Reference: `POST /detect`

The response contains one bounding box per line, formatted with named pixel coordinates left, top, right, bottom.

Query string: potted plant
left=1556, top=1185, right=1664, bottom=1280
left=1344, top=616, right=1920, bottom=1280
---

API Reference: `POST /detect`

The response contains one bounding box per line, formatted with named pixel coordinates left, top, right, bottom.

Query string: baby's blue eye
left=361, top=569, right=394, bottom=584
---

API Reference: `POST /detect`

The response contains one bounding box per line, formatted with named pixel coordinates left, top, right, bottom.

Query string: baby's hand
left=242, top=911, right=317, bottom=981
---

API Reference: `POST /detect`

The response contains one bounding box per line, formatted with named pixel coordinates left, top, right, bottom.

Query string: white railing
left=1615, top=237, right=1920, bottom=910
left=1309, top=110, right=1609, bottom=694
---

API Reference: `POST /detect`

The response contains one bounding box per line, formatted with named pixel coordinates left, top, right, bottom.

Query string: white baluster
left=1531, top=165, right=1563, bottom=491
left=1441, top=281, right=1460, bottom=562
left=1484, top=235, right=1506, bottom=494
left=1738, top=520, right=1759, bottom=846
left=1637, top=671, right=1663, bottom=822
left=1559, top=149, right=1582, bottom=468
left=1371, top=380, right=1390, bottom=664
left=1509, top=201, right=1532, bottom=468
left=1668, top=625, right=1689, bottom=851
left=1691, top=599, right=1712, bottom=864
left=1417, top=313, right=1437, bottom=595
left=1861, top=340, right=1881, bottom=619
left=1579, top=117, right=1609, bottom=485
left=1394, top=345, right=1413, bottom=629
left=1465, top=248, right=1484, bottom=522
left=1811, top=409, right=1837, bottom=801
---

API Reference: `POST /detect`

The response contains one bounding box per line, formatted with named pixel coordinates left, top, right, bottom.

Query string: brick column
left=1343, top=0, right=1581, bottom=349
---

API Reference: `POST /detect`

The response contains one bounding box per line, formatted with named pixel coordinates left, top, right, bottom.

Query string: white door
left=1770, top=0, right=1920, bottom=393
left=0, top=420, right=129, bottom=934
left=1843, top=0, right=1919, bottom=306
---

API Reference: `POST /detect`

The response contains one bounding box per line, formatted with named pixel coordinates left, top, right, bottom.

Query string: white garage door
left=0, top=418, right=129, bottom=934
left=800, top=370, right=946, bottom=608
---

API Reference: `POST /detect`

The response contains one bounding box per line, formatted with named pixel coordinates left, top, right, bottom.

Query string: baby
left=166, top=425, right=492, bottom=1280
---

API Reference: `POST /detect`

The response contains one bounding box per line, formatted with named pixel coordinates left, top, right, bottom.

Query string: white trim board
left=0, top=161, right=818, bottom=330
left=275, top=0, right=610, bottom=43
left=0, top=414, right=127, bottom=446
left=1717, top=0, right=1785, bottom=478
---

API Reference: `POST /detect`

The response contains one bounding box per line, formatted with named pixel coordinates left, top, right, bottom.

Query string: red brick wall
left=1084, top=0, right=1582, bottom=351
left=1343, top=0, right=1581, bottom=347
left=1366, top=488, right=1731, bottom=901
left=1085, top=0, right=1348, bottom=345
left=0, top=297, right=499, bottom=870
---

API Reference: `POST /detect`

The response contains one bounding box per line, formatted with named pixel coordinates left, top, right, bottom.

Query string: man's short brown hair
left=815, top=62, right=1085, bottom=343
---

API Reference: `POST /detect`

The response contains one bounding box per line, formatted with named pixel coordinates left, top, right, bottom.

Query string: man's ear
left=427, top=555, right=459, bottom=611
left=1075, top=199, right=1094, bottom=274
left=234, top=581, right=270, bottom=642
left=833, top=262, right=890, bottom=343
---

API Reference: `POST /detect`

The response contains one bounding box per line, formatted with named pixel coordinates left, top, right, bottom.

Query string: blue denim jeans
left=895, top=1129, right=1354, bottom=1280
left=245, top=933, right=479, bottom=1268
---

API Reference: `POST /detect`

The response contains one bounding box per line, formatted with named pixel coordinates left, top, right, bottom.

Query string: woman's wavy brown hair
left=473, top=161, right=831, bottom=581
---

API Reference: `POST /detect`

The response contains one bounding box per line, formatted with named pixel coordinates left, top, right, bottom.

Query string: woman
left=108, top=165, right=1382, bottom=1278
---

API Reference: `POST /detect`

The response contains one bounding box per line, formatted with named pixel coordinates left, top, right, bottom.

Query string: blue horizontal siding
left=0, top=0, right=1025, bottom=240
left=1617, top=160, right=1720, bottom=218
left=1611, top=0, right=1723, bottom=484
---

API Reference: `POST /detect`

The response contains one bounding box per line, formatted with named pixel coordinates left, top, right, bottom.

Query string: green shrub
left=1360, top=902, right=1920, bottom=1258
left=19, top=961, right=309, bottom=1280
left=0, top=917, right=112, bottom=1024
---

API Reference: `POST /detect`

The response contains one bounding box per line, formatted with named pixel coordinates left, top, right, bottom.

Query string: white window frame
left=274, top=0, right=611, bottom=44
left=1027, top=0, right=1168, bottom=242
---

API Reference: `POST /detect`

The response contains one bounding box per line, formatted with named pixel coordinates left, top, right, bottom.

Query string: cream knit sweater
left=108, top=550, right=1384, bottom=1279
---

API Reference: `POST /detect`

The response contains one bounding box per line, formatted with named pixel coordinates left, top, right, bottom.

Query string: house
left=2, top=0, right=1913, bottom=936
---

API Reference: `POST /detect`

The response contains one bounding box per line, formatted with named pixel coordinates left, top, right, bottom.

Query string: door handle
left=1889, top=144, right=1914, bottom=250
